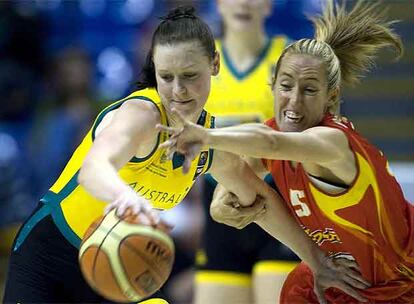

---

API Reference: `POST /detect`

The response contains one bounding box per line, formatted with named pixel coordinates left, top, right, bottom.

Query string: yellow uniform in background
left=205, top=37, right=286, bottom=127
left=197, top=37, right=299, bottom=286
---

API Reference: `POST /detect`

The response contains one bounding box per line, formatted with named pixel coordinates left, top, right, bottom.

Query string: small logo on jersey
left=199, top=151, right=208, bottom=166
left=302, top=226, right=341, bottom=246
left=193, top=151, right=208, bottom=180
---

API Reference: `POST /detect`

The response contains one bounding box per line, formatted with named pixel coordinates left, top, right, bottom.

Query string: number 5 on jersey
left=290, top=190, right=311, bottom=217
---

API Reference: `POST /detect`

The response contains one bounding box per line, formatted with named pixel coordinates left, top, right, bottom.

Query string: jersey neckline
left=220, top=38, right=272, bottom=81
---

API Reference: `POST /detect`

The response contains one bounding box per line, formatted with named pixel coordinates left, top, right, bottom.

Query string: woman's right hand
left=104, top=188, right=160, bottom=226
left=156, top=108, right=208, bottom=174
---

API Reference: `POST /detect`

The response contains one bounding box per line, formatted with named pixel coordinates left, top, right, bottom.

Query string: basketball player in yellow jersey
left=195, top=1, right=299, bottom=303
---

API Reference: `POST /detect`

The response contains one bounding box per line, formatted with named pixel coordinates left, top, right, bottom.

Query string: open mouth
left=284, top=110, right=303, bottom=123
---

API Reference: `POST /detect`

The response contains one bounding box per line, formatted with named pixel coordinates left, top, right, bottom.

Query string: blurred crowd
left=0, top=1, right=413, bottom=303
left=0, top=0, right=319, bottom=227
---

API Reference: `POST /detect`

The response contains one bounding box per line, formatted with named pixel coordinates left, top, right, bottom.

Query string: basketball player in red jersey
left=158, top=1, right=414, bottom=303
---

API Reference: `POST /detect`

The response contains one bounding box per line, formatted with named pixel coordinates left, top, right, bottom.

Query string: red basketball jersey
left=264, top=114, right=414, bottom=300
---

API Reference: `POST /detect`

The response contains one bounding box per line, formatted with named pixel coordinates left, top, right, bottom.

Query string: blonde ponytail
left=272, top=0, right=403, bottom=113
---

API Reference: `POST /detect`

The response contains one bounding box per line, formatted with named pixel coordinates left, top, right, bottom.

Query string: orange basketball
left=78, top=209, right=175, bottom=303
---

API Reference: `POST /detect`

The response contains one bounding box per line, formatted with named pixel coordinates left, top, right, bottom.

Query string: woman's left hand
left=311, top=255, right=371, bottom=304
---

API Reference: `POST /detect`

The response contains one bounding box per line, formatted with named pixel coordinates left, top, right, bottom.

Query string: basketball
left=78, top=209, right=175, bottom=303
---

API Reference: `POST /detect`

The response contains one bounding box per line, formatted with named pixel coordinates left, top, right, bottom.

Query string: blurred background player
left=194, top=1, right=300, bottom=303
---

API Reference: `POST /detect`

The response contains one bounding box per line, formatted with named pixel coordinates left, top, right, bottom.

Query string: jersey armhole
left=91, top=96, right=162, bottom=163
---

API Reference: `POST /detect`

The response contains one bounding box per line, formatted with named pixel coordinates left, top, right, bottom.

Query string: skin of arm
left=158, top=110, right=356, bottom=184
left=206, top=124, right=352, bottom=165
left=209, top=151, right=324, bottom=267
left=78, top=99, right=160, bottom=203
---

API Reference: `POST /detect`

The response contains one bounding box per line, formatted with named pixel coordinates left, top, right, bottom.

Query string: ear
left=326, top=86, right=340, bottom=113
left=212, top=51, right=220, bottom=76
left=327, top=87, right=340, bottom=106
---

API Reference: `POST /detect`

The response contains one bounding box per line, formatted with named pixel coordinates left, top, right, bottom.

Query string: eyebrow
left=281, top=72, right=293, bottom=78
left=280, top=72, right=320, bottom=82
left=157, top=65, right=197, bottom=72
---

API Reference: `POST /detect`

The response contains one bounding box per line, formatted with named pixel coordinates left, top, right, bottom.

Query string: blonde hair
left=272, top=0, right=403, bottom=113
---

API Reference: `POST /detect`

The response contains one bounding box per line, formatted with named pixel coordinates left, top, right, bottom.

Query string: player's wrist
left=305, top=247, right=327, bottom=271
left=205, top=128, right=217, bottom=147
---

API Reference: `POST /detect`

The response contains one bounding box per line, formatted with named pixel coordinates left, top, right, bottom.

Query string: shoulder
left=269, top=35, right=290, bottom=54
left=95, top=97, right=161, bottom=138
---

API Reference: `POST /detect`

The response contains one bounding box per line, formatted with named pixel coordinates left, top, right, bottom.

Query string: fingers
left=335, top=258, right=371, bottom=288
left=341, top=273, right=370, bottom=290
left=333, top=281, right=367, bottom=302
left=335, top=258, right=360, bottom=271
left=116, top=202, right=129, bottom=217
left=157, top=219, right=174, bottom=233
left=343, top=268, right=371, bottom=288
left=182, top=158, right=191, bottom=174
left=181, top=144, right=201, bottom=174
left=158, top=139, right=176, bottom=150
left=156, top=124, right=181, bottom=135
left=104, top=202, right=116, bottom=215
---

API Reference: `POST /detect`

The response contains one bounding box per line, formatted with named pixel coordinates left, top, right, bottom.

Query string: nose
left=288, top=87, right=302, bottom=107
left=173, top=78, right=187, bottom=97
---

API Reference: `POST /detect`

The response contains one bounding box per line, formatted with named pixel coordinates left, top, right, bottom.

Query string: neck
left=166, top=109, right=201, bottom=128
left=223, top=29, right=267, bottom=65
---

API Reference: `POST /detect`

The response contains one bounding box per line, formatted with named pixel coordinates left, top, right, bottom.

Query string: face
left=273, top=54, right=332, bottom=132
left=154, top=41, right=219, bottom=123
left=217, top=0, right=271, bottom=32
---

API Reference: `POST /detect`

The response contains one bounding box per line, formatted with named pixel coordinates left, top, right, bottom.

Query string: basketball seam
left=79, top=216, right=107, bottom=290
left=92, top=217, right=123, bottom=287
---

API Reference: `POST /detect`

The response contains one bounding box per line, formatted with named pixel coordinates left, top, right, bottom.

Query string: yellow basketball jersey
left=39, top=89, right=214, bottom=247
left=205, top=36, right=288, bottom=126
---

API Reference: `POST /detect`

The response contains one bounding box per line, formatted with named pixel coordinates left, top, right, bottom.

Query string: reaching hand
left=156, top=108, right=208, bottom=174
left=210, top=191, right=266, bottom=229
left=104, top=188, right=161, bottom=227
left=312, top=255, right=371, bottom=304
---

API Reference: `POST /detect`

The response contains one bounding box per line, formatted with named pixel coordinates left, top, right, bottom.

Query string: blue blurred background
left=0, top=1, right=413, bottom=302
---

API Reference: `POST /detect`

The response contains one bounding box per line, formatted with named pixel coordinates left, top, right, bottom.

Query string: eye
left=160, top=75, right=173, bottom=82
left=183, top=73, right=197, bottom=79
left=304, top=87, right=317, bottom=94
left=280, top=83, right=292, bottom=91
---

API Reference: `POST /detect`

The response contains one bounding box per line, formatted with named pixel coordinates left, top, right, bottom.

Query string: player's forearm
left=206, top=124, right=278, bottom=159
left=255, top=190, right=325, bottom=269
left=78, top=158, right=132, bottom=203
